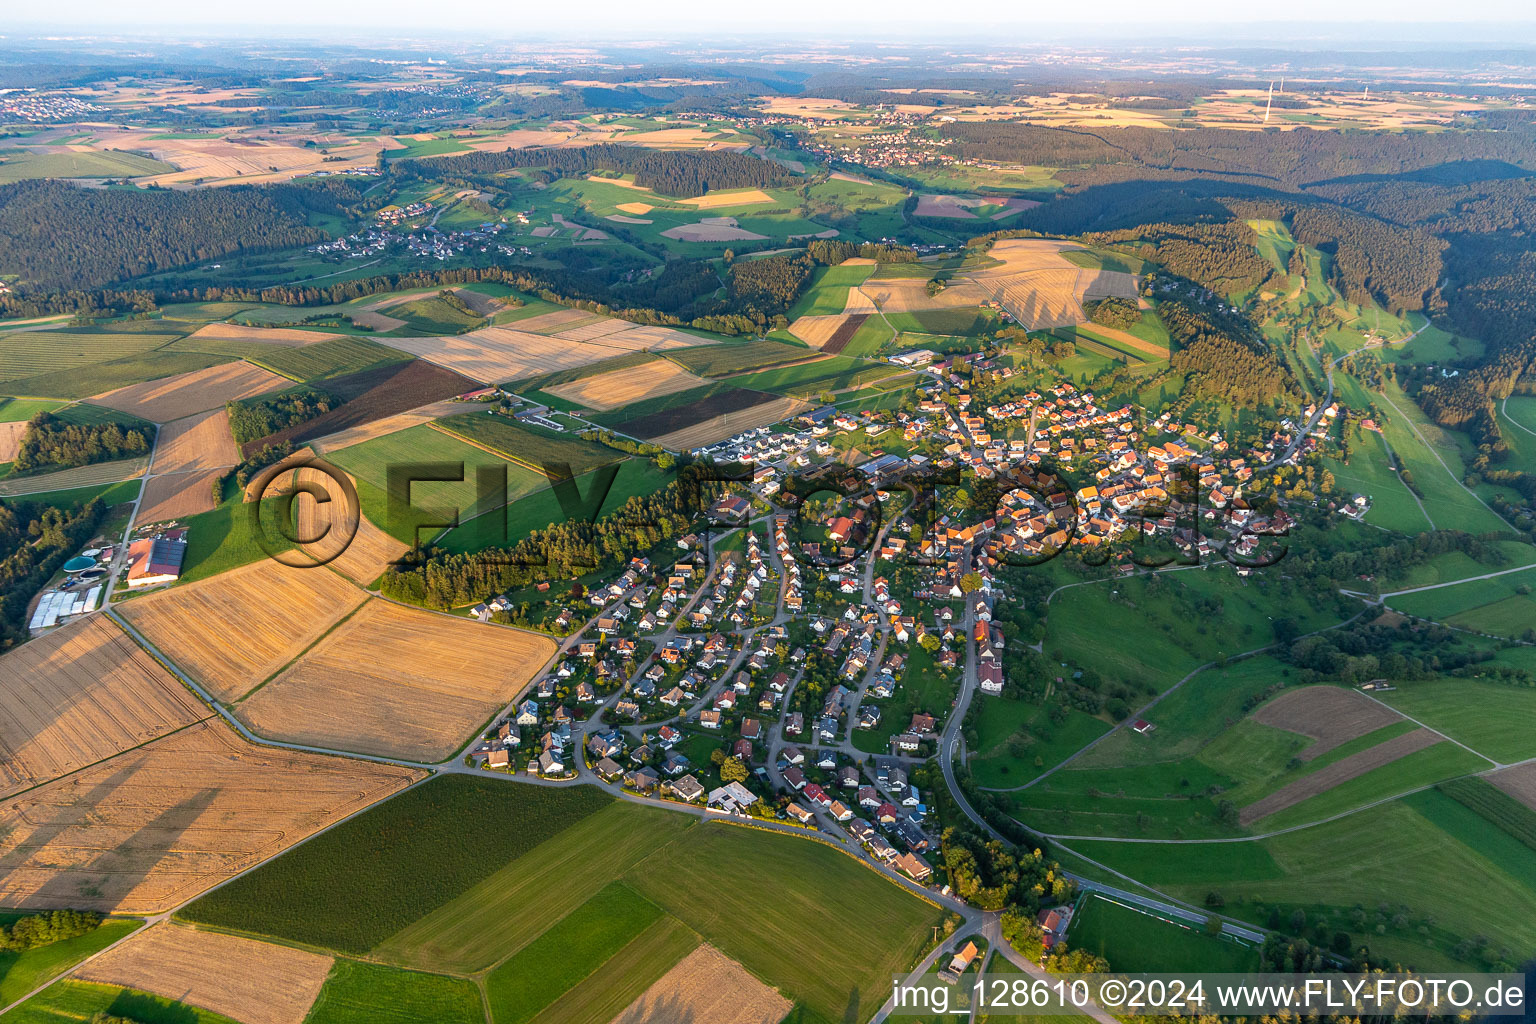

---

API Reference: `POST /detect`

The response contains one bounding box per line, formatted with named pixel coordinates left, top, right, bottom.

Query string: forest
left=13, top=413, right=153, bottom=473
left=401, top=144, right=795, bottom=196
left=0, top=178, right=358, bottom=292
left=226, top=388, right=340, bottom=444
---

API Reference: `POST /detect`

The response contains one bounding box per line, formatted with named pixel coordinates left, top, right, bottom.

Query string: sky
left=11, top=0, right=1536, bottom=41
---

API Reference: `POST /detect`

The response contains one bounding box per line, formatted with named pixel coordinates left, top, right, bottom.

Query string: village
left=463, top=338, right=1341, bottom=896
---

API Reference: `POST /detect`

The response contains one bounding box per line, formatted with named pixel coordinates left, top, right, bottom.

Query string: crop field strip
left=1250, top=685, right=1405, bottom=760
left=0, top=614, right=210, bottom=799
left=544, top=359, right=711, bottom=411
left=151, top=408, right=239, bottom=474
left=73, top=921, right=334, bottom=1024
left=1238, top=727, right=1441, bottom=825
left=326, top=421, right=552, bottom=538
left=88, top=361, right=291, bottom=423
left=0, top=717, right=423, bottom=914
left=649, top=395, right=809, bottom=451
left=0, top=330, right=181, bottom=384
left=136, top=466, right=227, bottom=523
left=186, top=322, right=341, bottom=347
left=280, top=465, right=410, bottom=585
left=234, top=597, right=557, bottom=761
left=119, top=558, right=369, bottom=702
left=240, top=359, right=477, bottom=457
left=178, top=777, right=618, bottom=953
left=0, top=457, right=148, bottom=497
left=1487, top=763, right=1536, bottom=812
left=429, top=411, right=619, bottom=477
left=375, top=322, right=709, bottom=385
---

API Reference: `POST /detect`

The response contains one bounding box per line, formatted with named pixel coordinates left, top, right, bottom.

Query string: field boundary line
left=426, top=419, right=571, bottom=480
left=1375, top=383, right=1518, bottom=533
left=0, top=705, right=215, bottom=803
left=231, top=592, right=372, bottom=703
left=1379, top=561, right=1536, bottom=599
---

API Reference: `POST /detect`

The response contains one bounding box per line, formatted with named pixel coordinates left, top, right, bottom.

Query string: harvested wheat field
left=90, top=361, right=290, bottom=422
left=616, top=201, right=655, bottom=215
left=120, top=558, right=367, bottom=702
left=1239, top=728, right=1440, bottom=825
left=0, top=420, right=28, bottom=462
left=153, top=409, right=239, bottom=475
left=1488, top=763, right=1536, bottom=811
left=377, top=328, right=603, bottom=383
left=967, top=238, right=1139, bottom=330
left=1084, top=322, right=1171, bottom=359
left=0, top=615, right=208, bottom=799
left=512, top=308, right=598, bottom=335
left=788, top=314, right=849, bottom=348
left=661, top=217, right=767, bottom=243
left=677, top=189, right=774, bottom=208
left=555, top=318, right=644, bottom=343
left=75, top=922, right=333, bottom=1024
left=309, top=399, right=465, bottom=454
left=283, top=464, right=409, bottom=584
left=856, top=277, right=988, bottom=313
left=612, top=945, right=791, bottom=1024
left=1251, top=686, right=1404, bottom=760
left=842, top=288, right=878, bottom=315
left=236, top=599, right=556, bottom=761
left=187, top=323, right=337, bottom=347
left=652, top=396, right=808, bottom=451
left=0, top=719, right=422, bottom=913
left=378, top=325, right=704, bottom=383
left=348, top=311, right=406, bottom=332
left=546, top=360, right=709, bottom=411
left=137, top=467, right=225, bottom=524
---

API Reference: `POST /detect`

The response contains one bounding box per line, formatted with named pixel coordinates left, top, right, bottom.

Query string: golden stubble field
left=90, top=361, right=290, bottom=423
left=0, top=615, right=209, bottom=799
left=0, top=718, right=423, bottom=913
left=377, top=321, right=709, bottom=383
left=235, top=598, right=557, bottom=761
left=612, top=945, right=792, bottom=1024
left=966, top=238, right=1138, bottom=329
left=545, top=359, right=709, bottom=411
left=119, top=558, right=368, bottom=702
left=75, top=921, right=334, bottom=1024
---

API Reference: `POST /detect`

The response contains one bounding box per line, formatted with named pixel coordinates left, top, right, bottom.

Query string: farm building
left=126, top=536, right=188, bottom=588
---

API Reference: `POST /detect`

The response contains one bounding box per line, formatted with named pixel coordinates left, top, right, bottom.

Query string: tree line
left=0, top=497, right=107, bottom=650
